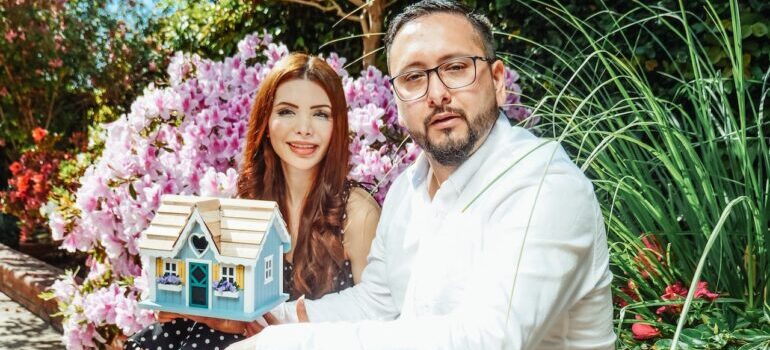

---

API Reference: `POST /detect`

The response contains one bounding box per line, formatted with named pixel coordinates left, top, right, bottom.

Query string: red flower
left=642, top=234, right=664, bottom=259
left=9, top=161, right=22, bottom=176
left=616, top=280, right=641, bottom=307
left=632, top=315, right=660, bottom=340
left=656, top=281, right=720, bottom=315
left=635, top=233, right=665, bottom=279
left=694, top=281, right=719, bottom=302
left=31, top=127, right=48, bottom=143
left=15, top=173, right=30, bottom=194
left=661, top=282, right=688, bottom=300
left=32, top=173, right=45, bottom=194
left=657, top=282, right=688, bottom=315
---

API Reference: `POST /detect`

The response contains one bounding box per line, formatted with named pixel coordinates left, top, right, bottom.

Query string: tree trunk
left=359, top=0, right=384, bottom=68
left=278, top=0, right=388, bottom=69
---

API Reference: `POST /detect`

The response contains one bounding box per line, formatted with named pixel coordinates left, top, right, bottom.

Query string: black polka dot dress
left=124, top=318, right=243, bottom=350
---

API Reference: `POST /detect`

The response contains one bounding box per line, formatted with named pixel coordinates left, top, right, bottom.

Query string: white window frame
left=164, top=260, right=178, bottom=276
left=221, top=265, right=236, bottom=284
left=264, top=255, right=273, bottom=284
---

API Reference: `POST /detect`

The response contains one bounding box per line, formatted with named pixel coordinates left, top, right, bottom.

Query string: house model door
left=189, top=262, right=209, bottom=308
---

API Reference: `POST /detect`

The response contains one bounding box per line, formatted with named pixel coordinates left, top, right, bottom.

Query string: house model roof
left=138, top=195, right=287, bottom=260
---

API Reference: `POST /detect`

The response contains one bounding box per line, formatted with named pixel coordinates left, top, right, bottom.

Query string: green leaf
left=677, top=328, right=710, bottom=347
left=707, top=46, right=725, bottom=64
left=750, top=23, right=768, bottom=37
left=653, top=339, right=690, bottom=350
left=732, top=329, right=770, bottom=341
left=128, top=183, right=137, bottom=200
left=741, top=25, right=753, bottom=39
left=738, top=340, right=770, bottom=350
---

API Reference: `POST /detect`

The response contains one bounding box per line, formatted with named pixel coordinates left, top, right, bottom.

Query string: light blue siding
left=156, top=289, right=184, bottom=306
left=253, top=225, right=283, bottom=308
left=213, top=291, right=244, bottom=312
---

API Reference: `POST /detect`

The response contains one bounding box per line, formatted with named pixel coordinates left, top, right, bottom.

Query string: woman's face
left=268, top=78, right=334, bottom=175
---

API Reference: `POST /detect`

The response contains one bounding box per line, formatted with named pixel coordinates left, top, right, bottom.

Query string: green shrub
left=502, top=0, right=769, bottom=347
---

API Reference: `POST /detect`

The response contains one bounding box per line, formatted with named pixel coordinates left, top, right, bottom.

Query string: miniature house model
left=138, top=195, right=291, bottom=321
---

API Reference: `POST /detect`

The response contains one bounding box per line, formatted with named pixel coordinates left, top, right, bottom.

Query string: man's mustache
left=423, top=106, right=468, bottom=128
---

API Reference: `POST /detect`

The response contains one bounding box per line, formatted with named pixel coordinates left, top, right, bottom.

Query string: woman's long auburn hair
left=237, top=53, right=350, bottom=300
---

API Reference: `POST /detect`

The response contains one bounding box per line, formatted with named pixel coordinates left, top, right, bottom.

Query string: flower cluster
left=46, top=31, right=528, bottom=348
left=1, top=128, right=84, bottom=242
left=156, top=273, right=181, bottom=285
left=344, top=65, right=416, bottom=202
left=41, top=270, right=156, bottom=349
left=655, top=281, right=718, bottom=315
left=214, top=278, right=239, bottom=293
left=628, top=280, right=719, bottom=340
left=502, top=69, right=534, bottom=125
left=617, top=234, right=720, bottom=341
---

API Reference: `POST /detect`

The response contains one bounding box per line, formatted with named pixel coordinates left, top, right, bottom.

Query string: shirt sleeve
left=254, top=171, right=615, bottom=349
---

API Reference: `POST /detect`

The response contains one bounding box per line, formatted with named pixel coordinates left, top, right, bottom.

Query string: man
left=229, top=1, right=615, bottom=348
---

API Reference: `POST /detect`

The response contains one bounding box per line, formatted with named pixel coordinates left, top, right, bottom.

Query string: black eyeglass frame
left=388, top=55, right=494, bottom=102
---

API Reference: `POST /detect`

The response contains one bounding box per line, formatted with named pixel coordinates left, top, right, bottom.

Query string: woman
left=124, top=53, right=380, bottom=350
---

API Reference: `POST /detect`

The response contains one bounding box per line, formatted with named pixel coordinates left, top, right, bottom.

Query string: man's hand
left=226, top=297, right=309, bottom=349
left=243, top=295, right=309, bottom=336
left=296, top=296, right=309, bottom=322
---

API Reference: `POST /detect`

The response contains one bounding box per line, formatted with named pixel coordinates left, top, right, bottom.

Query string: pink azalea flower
left=84, top=284, right=121, bottom=324
left=48, top=58, right=63, bottom=69
left=4, top=29, right=18, bottom=43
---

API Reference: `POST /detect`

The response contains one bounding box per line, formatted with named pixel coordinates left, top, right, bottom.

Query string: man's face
left=388, top=13, right=506, bottom=166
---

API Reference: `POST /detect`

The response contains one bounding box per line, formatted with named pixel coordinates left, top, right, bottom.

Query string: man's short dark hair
left=384, top=0, right=496, bottom=61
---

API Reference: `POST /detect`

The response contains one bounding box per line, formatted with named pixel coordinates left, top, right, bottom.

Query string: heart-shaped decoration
left=191, top=235, right=208, bottom=254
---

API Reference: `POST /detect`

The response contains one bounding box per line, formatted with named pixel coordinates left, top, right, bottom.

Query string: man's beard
left=408, top=102, right=498, bottom=167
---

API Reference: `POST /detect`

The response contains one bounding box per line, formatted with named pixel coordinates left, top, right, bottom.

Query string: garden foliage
left=502, top=0, right=769, bottom=347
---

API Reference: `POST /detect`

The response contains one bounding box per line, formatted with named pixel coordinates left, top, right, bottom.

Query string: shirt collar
left=408, top=112, right=509, bottom=195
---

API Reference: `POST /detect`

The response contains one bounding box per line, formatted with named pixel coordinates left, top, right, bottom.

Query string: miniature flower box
left=156, top=273, right=183, bottom=292
left=158, top=283, right=183, bottom=292
left=214, top=290, right=239, bottom=299
left=213, top=278, right=240, bottom=299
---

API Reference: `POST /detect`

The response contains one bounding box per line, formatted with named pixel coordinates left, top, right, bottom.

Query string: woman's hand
left=107, top=333, right=128, bottom=350
left=156, top=311, right=253, bottom=335
left=156, top=311, right=188, bottom=323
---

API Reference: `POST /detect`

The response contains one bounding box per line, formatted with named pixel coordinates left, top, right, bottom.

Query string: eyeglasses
left=389, top=56, right=492, bottom=101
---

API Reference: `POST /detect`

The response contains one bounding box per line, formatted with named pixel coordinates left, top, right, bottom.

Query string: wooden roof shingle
left=138, top=195, right=285, bottom=260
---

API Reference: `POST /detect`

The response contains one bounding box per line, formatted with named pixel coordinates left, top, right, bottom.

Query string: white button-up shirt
left=256, top=114, right=616, bottom=349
